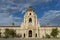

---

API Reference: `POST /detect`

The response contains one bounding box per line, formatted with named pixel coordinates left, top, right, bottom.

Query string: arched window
left=30, top=13, right=31, bottom=15
left=29, top=18, right=32, bottom=23
left=35, top=33, right=37, bottom=37
left=29, top=30, right=32, bottom=37
left=24, top=33, right=25, bottom=37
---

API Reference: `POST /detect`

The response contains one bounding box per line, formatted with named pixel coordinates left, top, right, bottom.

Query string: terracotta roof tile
left=0, top=26, right=20, bottom=27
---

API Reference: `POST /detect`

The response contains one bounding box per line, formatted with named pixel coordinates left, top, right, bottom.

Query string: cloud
left=0, top=0, right=53, bottom=26
left=0, top=14, right=22, bottom=26
left=39, top=10, right=60, bottom=26
left=0, top=0, right=52, bottom=14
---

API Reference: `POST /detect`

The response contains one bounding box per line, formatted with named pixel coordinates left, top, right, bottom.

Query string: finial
left=29, top=6, right=32, bottom=8
left=28, top=6, right=33, bottom=11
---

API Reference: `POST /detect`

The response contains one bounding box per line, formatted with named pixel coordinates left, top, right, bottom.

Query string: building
left=0, top=6, right=60, bottom=38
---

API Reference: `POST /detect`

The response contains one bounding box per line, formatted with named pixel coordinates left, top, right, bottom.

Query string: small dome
left=27, top=6, right=34, bottom=11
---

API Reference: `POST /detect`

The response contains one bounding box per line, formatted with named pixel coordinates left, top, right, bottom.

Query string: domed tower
left=23, top=6, right=40, bottom=29
left=21, top=6, right=40, bottom=38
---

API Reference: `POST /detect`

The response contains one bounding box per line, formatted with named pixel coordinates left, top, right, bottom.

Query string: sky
left=0, top=0, right=60, bottom=26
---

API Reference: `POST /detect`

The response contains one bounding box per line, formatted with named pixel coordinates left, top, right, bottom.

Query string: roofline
left=0, top=26, right=20, bottom=27
left=41, top=26, right=60, bottom=27
left=0, top=26, right=60, bottom=27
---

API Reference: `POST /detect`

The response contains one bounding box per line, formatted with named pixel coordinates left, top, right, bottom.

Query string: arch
left=24, top=33, right=25, bottom=37
left=28, top=30, right=32, bottom=37
left=29, top=18, right=32, bottom=23
left=35, top=33, right=37, bottom=37
left=30, top=13, right=31, bottom=15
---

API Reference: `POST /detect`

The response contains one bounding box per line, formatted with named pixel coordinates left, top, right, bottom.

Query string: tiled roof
left=0, top=26, right=20, bottom=27
left=0, top=26, right=60, bottom=27
left=41, top=26, right=60, bottom=27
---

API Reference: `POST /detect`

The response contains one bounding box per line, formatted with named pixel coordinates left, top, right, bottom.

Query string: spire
left=27, top=6, right=34, bottom=11
left=29, top=6, right=32, bottom=8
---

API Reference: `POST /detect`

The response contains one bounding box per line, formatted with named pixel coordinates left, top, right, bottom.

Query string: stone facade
left=0, top=6, right=60, bottom=38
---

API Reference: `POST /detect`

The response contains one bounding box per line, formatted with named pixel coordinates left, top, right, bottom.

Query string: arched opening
left=29, top=18, right=32, bottom=23
left=30, top=13, right=31, bottom=15
left=24, top=33, right=25, bottom=37
left=35, top=33, right=37, bottom=37
left=29, top=30, right=32, bottom=37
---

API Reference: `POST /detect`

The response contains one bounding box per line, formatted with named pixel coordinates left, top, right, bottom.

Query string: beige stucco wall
left=0, top=27, right=60, bottom=38
left=39, top=27, right=60, bottom=38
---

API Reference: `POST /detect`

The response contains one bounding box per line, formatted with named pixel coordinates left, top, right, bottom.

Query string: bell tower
left=21, top=6, right=40, bottom=38
left=23, top=6, right=40, bottom=29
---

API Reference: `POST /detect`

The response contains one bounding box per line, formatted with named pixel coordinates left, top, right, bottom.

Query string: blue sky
left=0, top=0, right=60, bottom=26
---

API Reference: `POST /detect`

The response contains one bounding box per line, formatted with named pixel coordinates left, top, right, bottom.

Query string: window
left=29, top=30, right=32, bottom=37
left=24, top=33, right=25, bottom=37
left=29, top=18, right=32, bottom=23
left=30, top=13, right=31, bottom=15
left=35, top=33, right=37, bottom=37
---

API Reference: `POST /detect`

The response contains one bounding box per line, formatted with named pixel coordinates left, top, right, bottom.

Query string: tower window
left=30, top=13, right=31, bottom=15
left=29, top=18, right=32, bottom=23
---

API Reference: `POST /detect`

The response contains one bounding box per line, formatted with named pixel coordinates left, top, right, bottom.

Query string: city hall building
left=0, top=6, right=60, bottom=38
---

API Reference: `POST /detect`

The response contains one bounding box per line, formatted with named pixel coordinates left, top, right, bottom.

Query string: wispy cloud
left=0, top=0, right=52, bottom=26
left=0, top=0, right=60, bottom=26
left=0, top=14, right=22, bottom=26
left=0, top=0, right=52, bottom=14
left=39, top=10, right=60, bottom=26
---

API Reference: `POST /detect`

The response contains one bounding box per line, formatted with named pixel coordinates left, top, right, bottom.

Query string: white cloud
left=0, top=14, right=22, bottom=26
left=0, top=0, right=53, bottom=26
left=39, top=10, right=60, bottom=26
left=41, top=10, right=60, bottom=19
left=0, top=0, right=52, bottom=14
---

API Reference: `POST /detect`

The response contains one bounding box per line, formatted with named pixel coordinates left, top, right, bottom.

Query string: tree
left=4, top=29, right=16, bottom=38
left=45, top=34, right=50, bottom=38
left=4, top=29, right=10, bottom=38
left=16, top=34, right=22, bottom=38
left=9, top=29, right=16, bottom=37
left=50, top=28, right=59, bottom=38
left=42, top=35, right=44, bottom=38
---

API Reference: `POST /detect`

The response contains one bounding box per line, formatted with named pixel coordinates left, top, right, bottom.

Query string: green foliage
left=16, top=34, right=22, bottom=38
left=50, top=28, right=59, bottom=38
left=4, top=29, right=16, bottom=38
left=11, top=29, right=16, bottom=37
left=42, top=35, right=45, bottom=38
left=4, top=29, right=9, bottom=38
left=45, top=34, right=50, bottom=38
